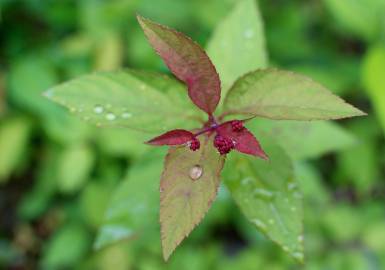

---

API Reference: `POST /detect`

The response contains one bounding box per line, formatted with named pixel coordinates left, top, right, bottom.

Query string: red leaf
left=137, top=15, right=221, bottom=115
left=218, top=122, right=268, bottom=159
left=146, top=129, right=194, bottom=146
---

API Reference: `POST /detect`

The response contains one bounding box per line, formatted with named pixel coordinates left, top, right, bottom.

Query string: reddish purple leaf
left=218, top=122, right=268, bottom=159
left=160, top=135, right=225, bottom=260
left=137, top=15, right=221, bottom=115
left=146, top=129, right=194, bottom=146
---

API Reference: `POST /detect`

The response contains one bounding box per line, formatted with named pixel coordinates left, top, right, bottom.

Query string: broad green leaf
left=335, top=118, right=380, bottom=192
left=207, top=0, right=267, bottom=95
left=45, top=69, right=202, bottom=134
left=95, top=148, right=165, bottom=249
left=362, top=46, right=385, bottom=133
left=160, top=135, right=225, bottom=260
left=41, top=223, right=91, bottom=269
left=223, top=138, right=304, bottom=263
left=138, top=15, right=221, bottom=114
left=247, top=119, right=357, bottom=160
left=8, top=55, right=91, bottom=144
left=18, top=148, right=59, bottom=220
left=224, top=69, right=365, bottom=120
left=57, top=144, right=94, bottom=193
left=0, top=117, right=32, bottom=182
left=323, top=0, right=385, bottom=41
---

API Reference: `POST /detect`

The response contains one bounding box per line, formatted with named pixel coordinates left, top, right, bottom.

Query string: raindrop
left=94, top=105, right=104, bottom=114
left=241, top=177, right=253, bottom=186
left=282, top=246, right=290, bottom=252
left=244, top=29, right=254, bottom=39
left=252, top=219, right=267, bottom=232
left=69, top=107, right=77, bottom=113
left=287, top=182, right=297, bottom=191
left=253, top=188, right=274, bottom=201
left=189, top=165, right=203, bottom=181
left=44, top=89, right=54, bottom=98
left=298, top=235, right=304, bottom=243
left=106, top=112, right=116, bottom=121
left=121, top=112, right=132, bottom=119
left=293, top=192, right=303, bottom=199
left=291, top=252, right=304, bottom=261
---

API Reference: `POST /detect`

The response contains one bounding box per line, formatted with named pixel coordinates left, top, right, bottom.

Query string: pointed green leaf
left=362, top=46, right=385, bottom=133
left=207, top=0, right=267, bottom=95
left=160, top=135, right=225, bottom=260
left=247, top=119, right=357, bottom=160
left=224, top=69, right=365, bottom=120
left=223, top=138, right=304, bottom=263
left=45, top=70, right=202, bottom=134
left=95, top=149, right=165, bottom=249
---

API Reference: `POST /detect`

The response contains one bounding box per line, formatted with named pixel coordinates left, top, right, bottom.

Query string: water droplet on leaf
left=287, top=182, right=297, bottom=191
left=291, top=252, right=304, bottom=261
left=253, top=188, right=274, bottom=201
left=189, top=165, right=203, bottom=181
left=244, top=29, right=254, bottom=38
left=298, top=235, right=304, bottom=243
left=121, top=112, right=132, bottom=119
left=94, top=105, right=104, bottom=114
left=106, top=112, right=116, bottom=121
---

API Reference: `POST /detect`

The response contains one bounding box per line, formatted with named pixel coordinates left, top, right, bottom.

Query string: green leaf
left=362, top=46, right=385, bottom=133
left=160, top=135, right=225, bottom=260
left=323, top=0, right=385, bottom=41
left=45, top=69, right=202, bottom=134
left=57, top=144, right=94, bottom=193
left=223, top=138, right=304, bottom=263
left=247, top=119, right=357, bottom=160
left=0, top=117, right=32, bottom=182
left=207, top=0, right=267, bottom=96
left=42, top=223, right=91, bottom=269
left=223, top=69, right=365, bottom=120
left=95, top=149, right=165, bottom=249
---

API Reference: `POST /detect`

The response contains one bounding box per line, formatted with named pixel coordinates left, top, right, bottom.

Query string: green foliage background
left=0, top=0, right=384, bottom=269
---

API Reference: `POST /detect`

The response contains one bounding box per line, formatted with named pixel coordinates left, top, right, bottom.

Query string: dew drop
left=291, top=252, right=304, bottom=261
left=287, top=182, right=297, bottom=191
left=189, top=165, right=203, bottom=181
left=293, top=192, right=303, bottom=199
left=253, top=188, right=274, bottom=201
left=252, top=219, right=267, bottom=232
left=298, top=235, right=304, bottom=243
left=244, top=29, right=254, bottom=39
left=241, top=177, right=253, bottom=186
left=282, top=245, right=290, bottom=252
left=121, top=112, right=132, bottom=119
left=94, top=105, right=104, bottom=114
left=106, top=112, right=116, bottom=121
left=69, top=107, right=77, bottom=113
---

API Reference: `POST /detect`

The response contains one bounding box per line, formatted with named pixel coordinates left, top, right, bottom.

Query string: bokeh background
left=1, top=0, right=385, bottom=269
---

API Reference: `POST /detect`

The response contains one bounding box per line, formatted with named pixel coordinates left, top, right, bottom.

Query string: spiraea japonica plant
left=45, top=0, right=365, bottom=263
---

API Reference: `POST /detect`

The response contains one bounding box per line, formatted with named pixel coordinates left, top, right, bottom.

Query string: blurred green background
left=0, top=0, right=385, bottom=269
